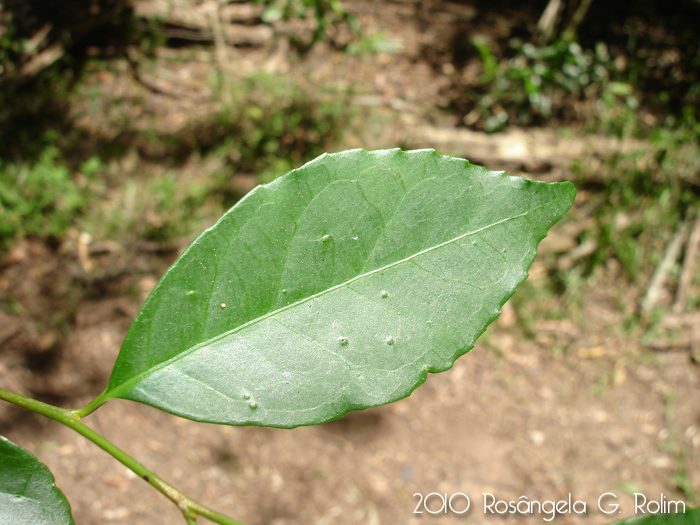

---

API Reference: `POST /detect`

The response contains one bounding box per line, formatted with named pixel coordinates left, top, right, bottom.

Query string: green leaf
left=96, top=148, right=575, bottom=427
left=608, top=507, right=700, bottom=525
left=0, top=436, right=75, bottom=525
left=261, top=5, right=284, bottom=23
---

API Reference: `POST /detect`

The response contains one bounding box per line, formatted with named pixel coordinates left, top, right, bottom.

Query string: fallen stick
left=640, top=217, right=691, bottom=315
left=205, top=0, right=232, bottom=106
left=405, top=125, right=648, bottom=177
left=17, top=42, right=64, bottom=81
left=673, top=208, right=700, bottom=313
left=645, top=336, right=698, bottom=351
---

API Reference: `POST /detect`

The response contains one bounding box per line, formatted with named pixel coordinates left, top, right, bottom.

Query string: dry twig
left=640, top=217, right=691, bottom=315
left=673, top=208, right=700, bottom=313
left=17, top=43, right=64, bottom=81
left=205, top=0, right=232, bottom=106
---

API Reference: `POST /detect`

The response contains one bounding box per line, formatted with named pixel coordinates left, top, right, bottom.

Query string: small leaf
left=261, top=5, right=284, bottom=23
left=96, top=149, right=575, bottom=427
left=0, top=436, right=75, bottom=525
left=608, top=507, right=699, bottom=525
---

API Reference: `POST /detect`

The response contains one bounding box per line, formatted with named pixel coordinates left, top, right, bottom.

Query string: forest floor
left=1, top=1, right=698, bottom=524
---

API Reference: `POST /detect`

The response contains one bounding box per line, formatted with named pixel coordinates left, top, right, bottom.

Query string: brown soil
left=1, top=1, right=698, bottom=525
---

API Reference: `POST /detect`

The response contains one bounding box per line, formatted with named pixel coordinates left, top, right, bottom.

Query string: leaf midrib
left=105, top=208, right=536, bottom=401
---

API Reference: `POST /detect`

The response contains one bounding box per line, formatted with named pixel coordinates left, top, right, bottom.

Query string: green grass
left=0, top=70, right=350, bottom=253
left=575, top=134, right=698, bottom=285
left=0, top=149, right=98, bottom=250
left=77, top=171, right=215, bottom=244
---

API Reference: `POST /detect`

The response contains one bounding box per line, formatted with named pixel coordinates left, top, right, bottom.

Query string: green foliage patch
left=256, top=0, right=358, bottom=49
left=469, top=37, right=636, bottom=133
left=572, top=119, right=699, bottom=288
left=210, top=73, right=349, bottom=180
left=0, top=149, right=98, bottom=250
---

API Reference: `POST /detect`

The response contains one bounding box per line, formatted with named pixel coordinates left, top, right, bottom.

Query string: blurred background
left=0, top=1, right=699, bottom=524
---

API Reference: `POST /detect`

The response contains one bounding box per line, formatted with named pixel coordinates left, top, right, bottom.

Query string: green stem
left=74, top=392, right=108, bottom=418
left=0, top=387, right=244, bottom=525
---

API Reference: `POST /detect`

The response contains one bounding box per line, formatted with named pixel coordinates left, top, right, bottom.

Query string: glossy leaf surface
left=98, top=149, right=575, bottom=427
left=609, top=507, right=699, bottom=525
left=0, top=436, right=75, bottom=525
